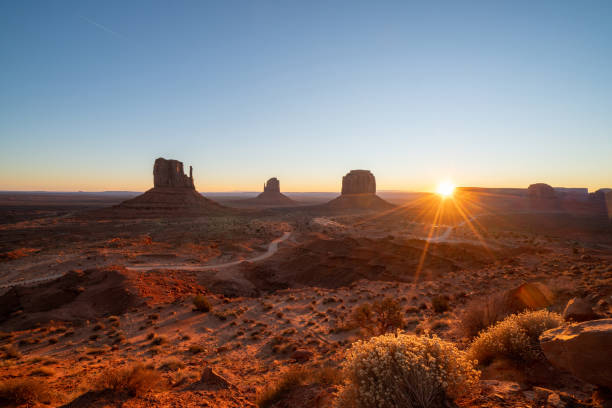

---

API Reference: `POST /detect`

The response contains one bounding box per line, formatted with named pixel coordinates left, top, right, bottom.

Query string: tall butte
left=325, top=170, right=393, bottom=210
left=110, top=158, right=226, bottom=216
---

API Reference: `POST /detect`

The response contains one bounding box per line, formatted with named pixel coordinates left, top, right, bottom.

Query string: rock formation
left=153, top=158, right=194, bottom=189
left=540, top=319, right=612, bottom=389
left=341, top=170, right=376, bottom=195
left=98, top=158, right=227, bottom=217
left=528, top=183, right=556, bottom=199
left=325, top=170, right=393, bottom=210
left=238, top=177, right=296, bottom=206
left=527, top=183, right=559, bottom=210
left=263, top=177, right=280, bottom=193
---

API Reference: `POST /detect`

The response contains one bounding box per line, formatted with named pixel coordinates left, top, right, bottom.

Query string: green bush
left=467, top=309, right=563, bottom=365
left=337, top=332, right=479, bottom=408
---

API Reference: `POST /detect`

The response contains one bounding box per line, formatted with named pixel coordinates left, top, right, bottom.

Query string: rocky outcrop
left=263, top=177, right=280, bottom=193
left=540, top=319, right=612, bottom=389
left=325, top=170, right=393, bottom=211
left=153, top=158, right=194, bottom=189
left=342, top=170, right=376, bottom=195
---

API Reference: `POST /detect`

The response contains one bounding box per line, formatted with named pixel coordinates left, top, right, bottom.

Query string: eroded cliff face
left=341, top=170, right=376, bottom=195
left=153, top=158, right=194, bottom=189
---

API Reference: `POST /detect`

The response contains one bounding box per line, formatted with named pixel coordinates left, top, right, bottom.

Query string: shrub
left=467, top=310, right=563, bottom=365
left=257, top=366, right=342, bottom=408
left=95, top=364, right=162, bottom=397
left=431, top=296, right=450, bottom=313
left=337, top=332, right=479, bottom=408
left=1, top=344, right=21, bottom=360
left=0, top=378, right=52, bottom=405
left=349, top=297, right=404, bottom=335
left=460, top=293, right=516, bottom=338
left=193, top=295, right=211, bottom=312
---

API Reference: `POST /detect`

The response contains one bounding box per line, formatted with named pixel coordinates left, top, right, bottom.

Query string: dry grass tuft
left=95, top=364, right=163, bottom=397
left=460, top=293, right=517, bottom=338
left=256, top=366, right=342, bottom=408
left=0, top=378, right=53, bottom=405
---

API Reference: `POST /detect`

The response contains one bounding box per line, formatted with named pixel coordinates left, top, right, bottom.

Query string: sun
left=436, top=181, right=455, bottom=198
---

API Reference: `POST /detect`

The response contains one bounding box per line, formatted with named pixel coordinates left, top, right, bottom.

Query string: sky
left=1, top=1, right=611, bottom=192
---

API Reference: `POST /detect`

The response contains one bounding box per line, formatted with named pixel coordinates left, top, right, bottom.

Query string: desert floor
left=1, top=194, right=611, bottom=407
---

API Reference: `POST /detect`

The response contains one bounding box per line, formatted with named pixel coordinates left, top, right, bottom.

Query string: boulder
left=341, top=170, right=376, bottom=195
left=563, top=297, right=598, bottom=322
left=506, top=282, right=554, bottom=311
left=540, top=319, right=612, bottom=389
left=153, top=157, right=194, bottom=189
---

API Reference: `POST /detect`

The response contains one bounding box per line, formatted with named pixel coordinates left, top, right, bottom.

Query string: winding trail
left=0, top=231, right=292, bottom=288
left=125, top=231, right=292, bottom=272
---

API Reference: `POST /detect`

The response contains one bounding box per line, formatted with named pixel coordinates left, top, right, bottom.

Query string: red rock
left=563, top=297, right=598, bottom=322
left=342, top=170, right=376, bottom=195
left=540, top=319, right=612, bottom=389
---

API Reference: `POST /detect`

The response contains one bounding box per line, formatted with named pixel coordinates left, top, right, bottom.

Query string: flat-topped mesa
left=263, top=177, right=280, bottom=193
left=341, top=170, right=376, bottom=195
left=153, top=158, right=194, bottom=189
left=325, top=169, right=392, bottom=210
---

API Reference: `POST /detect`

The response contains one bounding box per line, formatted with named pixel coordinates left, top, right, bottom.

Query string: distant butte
left=96, top=158, right=227, bottom=217
left=241, top=177, right=296, bottom=206
left=325, top=170, right=394, bottom=210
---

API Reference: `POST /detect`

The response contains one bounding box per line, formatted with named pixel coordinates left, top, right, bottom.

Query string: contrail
left=79, top=15, right=125, bottom=39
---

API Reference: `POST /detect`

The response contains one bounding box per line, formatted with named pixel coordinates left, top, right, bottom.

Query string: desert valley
left=1, top=158, right=611, bottom=407
left=3, top=2, right=612, bottom=407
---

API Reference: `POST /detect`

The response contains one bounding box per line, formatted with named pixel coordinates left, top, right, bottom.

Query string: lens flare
left=436, top=181, right=455, bottom=198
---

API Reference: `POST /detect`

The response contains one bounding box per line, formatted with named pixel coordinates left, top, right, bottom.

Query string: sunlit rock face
left=153, top=158, right=194, bottom=189
left=341, top=170, right=376, bottom=195
left=263, top=177, right=280, bottom=193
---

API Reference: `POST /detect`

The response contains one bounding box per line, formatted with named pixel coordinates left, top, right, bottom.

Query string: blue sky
left=1, top=0, right=611, bottom=192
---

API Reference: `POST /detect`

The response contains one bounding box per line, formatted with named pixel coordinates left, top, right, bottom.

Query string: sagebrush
left=336, top=332, right=479, bottom=408
left=467, top=309, right=563, bottom=365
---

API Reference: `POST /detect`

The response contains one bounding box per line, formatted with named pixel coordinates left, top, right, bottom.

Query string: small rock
left=547, top=392, right=566, bottom=408
left=563, top=297, right=598, bottom=322
left=199, top=367, right=232, bottom=389
left=291, top=349, right=314, bottom=362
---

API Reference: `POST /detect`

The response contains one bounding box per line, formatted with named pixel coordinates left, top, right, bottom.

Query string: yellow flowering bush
left=467, top=309, right=563, bottom=364
left=336, top=332, right=480, bottom=408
